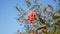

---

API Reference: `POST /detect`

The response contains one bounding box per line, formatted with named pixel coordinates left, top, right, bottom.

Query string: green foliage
left=52, top=15, right=60, bottom=19
left=39, top=17, right=45, bottom=24
left=15, top=0, right=60, bottom=34
left=37, top=27, right=42, bottom=30
left=51, top=25, right=57, bottom=34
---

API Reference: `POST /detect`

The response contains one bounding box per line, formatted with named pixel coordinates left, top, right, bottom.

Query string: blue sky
left=0, top=0, right=57, bottom=34
left=0, top=0, right=21, bottom=34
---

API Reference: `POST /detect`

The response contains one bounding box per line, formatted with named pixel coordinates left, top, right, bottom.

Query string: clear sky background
left=0, top=0, right=57, bottom=34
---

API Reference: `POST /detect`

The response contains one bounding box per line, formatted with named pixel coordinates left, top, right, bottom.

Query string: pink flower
left=26, top=10, right=36, bottom=22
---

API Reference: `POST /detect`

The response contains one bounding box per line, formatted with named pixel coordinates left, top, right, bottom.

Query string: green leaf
left=21, top=12, right=28, bottom=16
left=46, top=23, right=50, bottom=27
left=51, top=25, right=57, bottom=34
left=52, top=15, right=60, bottom=19
left=25, top=0, right=31, bottom=7
left=37, top=27, right=42, bottom=30
left=39, top=18, right=45, bottom=24
left=29, top=4, right=37, bottom=10
left=16, top=5, right=20, bottom=11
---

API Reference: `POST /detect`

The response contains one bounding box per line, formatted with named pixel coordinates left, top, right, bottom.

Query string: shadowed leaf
left=39, top=18, right=45, bottom=24
left=37, top=27, right=42, bottom=30
left=16, top=5, right=20, bottom=11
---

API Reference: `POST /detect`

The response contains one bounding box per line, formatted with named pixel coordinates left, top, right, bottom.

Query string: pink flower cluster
left=26, top=10, right=36, bottom=22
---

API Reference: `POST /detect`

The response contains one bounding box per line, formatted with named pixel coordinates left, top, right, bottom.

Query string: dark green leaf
left=25, top=0, right=31, bottom=7
left=39, top=18, right=45, bottom=24
left=16, top=5, right=20, bottom=11
left=37, top=27, right=42, bottom=30
left=52, top=15, right=60, bottom=19
left=46, top=23, right=50, bottom=27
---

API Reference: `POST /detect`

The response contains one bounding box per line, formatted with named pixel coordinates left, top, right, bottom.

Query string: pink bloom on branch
left=26, top=10, right=36, bottom=22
